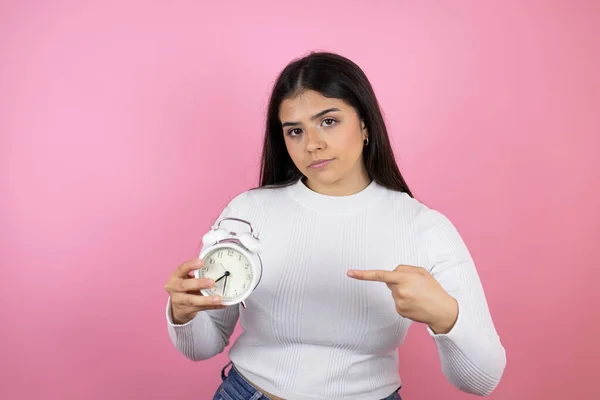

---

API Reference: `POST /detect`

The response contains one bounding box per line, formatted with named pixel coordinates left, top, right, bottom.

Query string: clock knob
left=237, top=232, right=262, bottom=253
left=202, top=228, right=229, bottom=245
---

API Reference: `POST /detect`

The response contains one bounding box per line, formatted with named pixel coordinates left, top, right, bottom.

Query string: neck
left=305, top=165, right=371, bottom=197
left=286, top=174, right=385, bottom=215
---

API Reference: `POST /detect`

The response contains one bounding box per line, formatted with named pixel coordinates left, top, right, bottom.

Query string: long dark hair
left=258, top=51, right=413, bottom=197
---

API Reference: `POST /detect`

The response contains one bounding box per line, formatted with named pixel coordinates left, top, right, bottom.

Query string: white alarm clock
left=194, top=217, right=263, bottom=308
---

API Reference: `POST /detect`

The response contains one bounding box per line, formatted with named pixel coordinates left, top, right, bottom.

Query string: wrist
left=429, top=296, right=458, bottom=334
left=171, top=307, right=194, bottom=325
left=172, top=314, right=193, bottom=325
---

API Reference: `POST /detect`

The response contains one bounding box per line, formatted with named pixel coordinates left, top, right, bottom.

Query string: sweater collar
left=284, top=177, right=386, bottom=214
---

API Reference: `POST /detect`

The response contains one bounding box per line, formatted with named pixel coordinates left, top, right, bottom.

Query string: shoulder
left=220, top=183, right=291, bottom=213
left=380, top=188, right=439, bottom=224
left=413, top=200, right=456, bottom=234
left=398, top=195, right=471, bottom=269
left=382, top=188, right=460, bottom=242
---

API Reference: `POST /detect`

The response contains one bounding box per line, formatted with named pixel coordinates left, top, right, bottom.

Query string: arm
left=165, top=192, right=247, bottom=361
left=421, top=208, right=506, bottom=396
left=166, top=298, right=240, bottom=361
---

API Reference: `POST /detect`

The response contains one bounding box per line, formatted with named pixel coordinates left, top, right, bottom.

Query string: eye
left=322, top=118, right=337, bottom=127
left=287, top=128, right=302, bottom=137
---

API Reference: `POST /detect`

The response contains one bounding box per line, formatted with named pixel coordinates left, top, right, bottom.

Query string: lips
left=308, top=159, right=334, bottom=169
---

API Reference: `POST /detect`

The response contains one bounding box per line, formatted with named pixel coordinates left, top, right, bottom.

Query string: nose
left=305, top=127, right=324, bottom=152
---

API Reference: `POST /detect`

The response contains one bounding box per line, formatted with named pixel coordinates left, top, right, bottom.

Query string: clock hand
left=215, top=270, right=231, bottom=295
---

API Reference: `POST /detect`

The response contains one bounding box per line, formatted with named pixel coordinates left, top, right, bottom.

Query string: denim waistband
left=220, top=362, right=401, bottom=400
left=221, top=361, right=264, bottom=399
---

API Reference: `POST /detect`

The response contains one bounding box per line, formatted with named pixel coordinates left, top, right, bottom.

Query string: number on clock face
left=198, top=246, right=254, bottom=301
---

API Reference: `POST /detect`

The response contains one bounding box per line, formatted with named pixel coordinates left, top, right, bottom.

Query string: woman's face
left=279, top=89, right=370, bottom=196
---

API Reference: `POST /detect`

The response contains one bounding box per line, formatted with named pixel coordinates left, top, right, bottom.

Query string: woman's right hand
left=164, top=258, right=227, bottom=325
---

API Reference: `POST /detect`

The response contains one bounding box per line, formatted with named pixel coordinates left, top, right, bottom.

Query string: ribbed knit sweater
left=166, top=178, right=506, bottom=399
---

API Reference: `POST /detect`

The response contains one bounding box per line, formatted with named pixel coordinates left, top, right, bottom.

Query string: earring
left=364, top=137, right=369, bottom=146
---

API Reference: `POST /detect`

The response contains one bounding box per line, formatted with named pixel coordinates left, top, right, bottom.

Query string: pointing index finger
left=347, top=269, right=401, bottom=283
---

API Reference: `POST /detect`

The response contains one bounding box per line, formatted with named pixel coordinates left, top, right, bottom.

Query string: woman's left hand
left=347, top=265, right=459, bottom=334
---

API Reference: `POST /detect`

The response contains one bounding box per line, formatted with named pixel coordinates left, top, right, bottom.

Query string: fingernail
left=206, top=279, right=214, bottom=286
left=347, top=271, right=356, bottom=277
left=212, top=296, right=221, bottom=304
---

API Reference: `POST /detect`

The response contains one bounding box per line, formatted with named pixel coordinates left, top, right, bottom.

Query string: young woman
left=164, top=52, right=506, bottom=400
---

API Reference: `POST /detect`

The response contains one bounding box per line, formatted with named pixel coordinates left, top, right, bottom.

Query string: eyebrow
left=281, top=107, right=341, bottom=128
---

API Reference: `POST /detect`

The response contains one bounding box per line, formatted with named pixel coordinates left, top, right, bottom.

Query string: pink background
left=2, top=1, right=599, bottom=399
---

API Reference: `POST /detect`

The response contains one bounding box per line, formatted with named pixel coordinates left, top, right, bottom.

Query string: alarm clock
left=194, top=217, right=263, bottom=309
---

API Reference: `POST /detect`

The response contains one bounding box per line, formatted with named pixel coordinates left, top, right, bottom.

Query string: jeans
left=213, top=361, right=402, bottom=400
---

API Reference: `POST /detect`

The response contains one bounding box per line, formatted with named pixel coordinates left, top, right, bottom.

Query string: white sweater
left=166, top=178, right=506, bottom=399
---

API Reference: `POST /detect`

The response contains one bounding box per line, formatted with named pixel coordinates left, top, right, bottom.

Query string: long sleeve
left=166, top=298, right=240, bottom=361
left=165, top=192, right=247, bottom=361
left=420, top=208, right=506, bottom=396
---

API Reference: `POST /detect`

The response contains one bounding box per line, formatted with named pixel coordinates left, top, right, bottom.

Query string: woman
left=164, top=52, right=506, bottom=400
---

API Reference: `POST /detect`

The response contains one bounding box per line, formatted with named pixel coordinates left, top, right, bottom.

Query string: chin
left=303, top=170, right=344, bottom=186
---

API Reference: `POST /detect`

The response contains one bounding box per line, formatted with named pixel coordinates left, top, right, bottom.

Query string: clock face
left=198, top=245, right=254, bottom=302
